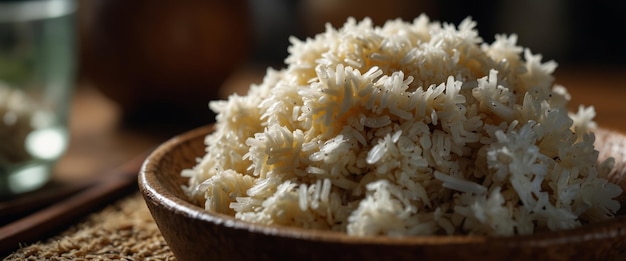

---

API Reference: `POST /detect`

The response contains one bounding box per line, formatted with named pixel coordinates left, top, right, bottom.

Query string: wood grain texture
left=139, top=125, right=626, bottom=261
left=0, top=151, right=146, bottom=256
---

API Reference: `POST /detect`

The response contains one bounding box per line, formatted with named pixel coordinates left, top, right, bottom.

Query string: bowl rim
left=139, top=124, right=626, bottom=247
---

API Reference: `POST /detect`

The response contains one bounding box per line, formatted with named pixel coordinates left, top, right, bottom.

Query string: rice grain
left=183, top=14, right=622, bottom=237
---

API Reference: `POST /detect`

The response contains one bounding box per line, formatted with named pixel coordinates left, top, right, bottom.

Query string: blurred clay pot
left=79, top=0, right=251, bottom=126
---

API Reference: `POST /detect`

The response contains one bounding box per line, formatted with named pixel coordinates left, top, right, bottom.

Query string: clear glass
left=0, top=0, right=76, bottom=197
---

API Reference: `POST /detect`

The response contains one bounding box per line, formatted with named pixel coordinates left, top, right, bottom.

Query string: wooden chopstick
left=0, top=180, right=94, bottom=225
left=0, top=151, right=150, bottom=256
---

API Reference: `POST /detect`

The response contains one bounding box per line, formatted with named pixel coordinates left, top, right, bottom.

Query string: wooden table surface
left=555, top=66, right=626, bottom=132
left=2, top=64, right=626, bottom=256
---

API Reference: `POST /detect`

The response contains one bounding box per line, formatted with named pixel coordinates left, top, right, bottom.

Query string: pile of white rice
left=182, top=15, right=622, bottom=236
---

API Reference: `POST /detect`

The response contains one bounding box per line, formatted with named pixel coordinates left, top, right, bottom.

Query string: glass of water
left=0, top=0, right=76, bottom=197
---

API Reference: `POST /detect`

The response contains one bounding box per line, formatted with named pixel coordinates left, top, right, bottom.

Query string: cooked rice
left=182, top=14, right=622, bottom=236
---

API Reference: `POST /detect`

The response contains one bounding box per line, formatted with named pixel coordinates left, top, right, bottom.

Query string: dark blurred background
left=247, top=0, right=626, bottom=66
left=77, top=0, right=626, bottom=130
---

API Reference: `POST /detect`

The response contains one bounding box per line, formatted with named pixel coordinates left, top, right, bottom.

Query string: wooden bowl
left=139, top=125, right=626, bottom=261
